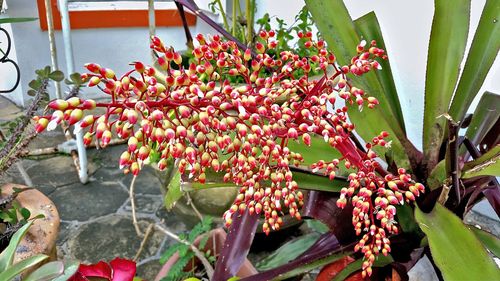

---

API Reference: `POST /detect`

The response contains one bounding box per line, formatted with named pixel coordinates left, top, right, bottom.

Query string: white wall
left=256, top=0, right=500, bottom=149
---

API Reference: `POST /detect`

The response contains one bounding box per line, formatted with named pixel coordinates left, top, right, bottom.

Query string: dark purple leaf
left=241, top=232, right=349, bottom=281
left=213, top=210, right=259, bottom=280
left=302, top=190, right=356, bottom=244
left=174, top=0, right=251, bottom=52
left=483, top=184, right=500, bottom=217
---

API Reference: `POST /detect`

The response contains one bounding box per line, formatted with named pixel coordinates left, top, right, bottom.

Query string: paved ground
left=1, top=95, right=499, bottom=280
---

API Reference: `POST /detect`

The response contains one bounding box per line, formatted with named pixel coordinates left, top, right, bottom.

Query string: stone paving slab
left=50, top=180, right=129, bottom=222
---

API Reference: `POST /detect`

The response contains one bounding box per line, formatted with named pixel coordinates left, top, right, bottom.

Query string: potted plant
left=154, top=217, right=257, bottom=281
left=35, top=0, right=499, bottom=279
left=0, top=66, right=66, bottom=278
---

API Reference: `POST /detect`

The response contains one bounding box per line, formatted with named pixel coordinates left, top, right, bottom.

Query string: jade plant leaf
left=255, top=232, right=321, bottom=271
left=448, top=0, right=500, bottom=123
left=423, top=0, right=471, bottom=169
left=468, top=226, right=500, bottom=258
left=462, top=145, right=500, bottom=178
left=331, top=254, right=393, bottom=281
left=415, top=204, right=500, bottom=280
left=0, top=254, right=49, bottom=281
left=0, top=220, right=33, bottom=272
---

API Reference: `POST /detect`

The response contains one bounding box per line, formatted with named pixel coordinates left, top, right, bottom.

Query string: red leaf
left=79, top=261, right=112, bottom=280
left=110, top=257, right=137, bottom=281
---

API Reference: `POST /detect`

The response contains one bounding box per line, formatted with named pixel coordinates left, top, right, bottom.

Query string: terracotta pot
left=1, top=184, right=60, bottom=266
left=154, top=228, right=257, bottom=281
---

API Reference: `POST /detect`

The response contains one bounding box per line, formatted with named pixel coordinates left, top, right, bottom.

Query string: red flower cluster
left=35, top=32, right=423, bottom=276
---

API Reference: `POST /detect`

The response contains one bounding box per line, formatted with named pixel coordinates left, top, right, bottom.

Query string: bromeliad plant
left=35, top=0, right=500, bottom=279
left=35, top=28, right=422, bottom=277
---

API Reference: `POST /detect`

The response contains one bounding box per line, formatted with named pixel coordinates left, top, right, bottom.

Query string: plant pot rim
left=1, top=183, right=60, bottom=265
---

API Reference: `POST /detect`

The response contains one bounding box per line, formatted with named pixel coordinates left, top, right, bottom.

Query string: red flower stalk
left=37, top=32, right=423, bottom=276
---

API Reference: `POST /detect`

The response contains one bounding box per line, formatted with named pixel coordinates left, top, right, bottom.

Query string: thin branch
left=185, top=190, right=203, bottom=221
left=134, top=223, right=154, bottom=261
left=129, top=175, right=143, bottom=236
left=155, top=224, right=214, bottom=279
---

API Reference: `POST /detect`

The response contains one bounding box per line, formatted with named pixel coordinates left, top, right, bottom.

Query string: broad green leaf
left=0, top=220, right=33, bottom=272
left=427, top=159, right=447, bottom=190
left=0, top=254, right=48, bottom=281
left=24, top=261, right=64, bottom=281
left=51, top=260, right=80, bottom=281
left=0, top=17, right=38, bottom=24
left=460, top=92, right=500, bottom=156
left=286, top=135, right=340, bottom=167
left=332, top=255, right=393, bottom=281
left=423, top=0, right=471, bottom=168
left=256, top=233, right=321, bottom=271
left=305, top=0, right=410, bottom=167
left=272, top=251, right=351, bottom=281
left=354, top=12, right=406, bottom=133
left=449, top=0, right=500, bottom=123
left=462, top=145, right=500, bottom=178
left=293, top=170, right=344, bottom=192
left=415, top=204, right=500, bottom=280
left=396, top=204, right=419, bottom=234
left=306, top=219, right=329, bottom=233
left=164, top=170, right=183, bottom=210
left=469, top=226, right=500, bottom=258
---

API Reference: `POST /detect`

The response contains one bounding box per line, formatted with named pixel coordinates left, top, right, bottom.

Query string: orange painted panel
left=36, top=0, right=196, bottom=30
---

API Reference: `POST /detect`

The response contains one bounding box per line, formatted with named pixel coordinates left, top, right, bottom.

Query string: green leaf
left=51, top=260, right=80, bottom=281
left=273, top=251, right=352, bottom=281
left=69, top=72, right=83, bottom=85
left=48, top=71, right=65, bottom=82
left=23, top=261, right=64, bottom=281
left=423, top=0, right=471, bottom=168
left=28, top=79, right=42, bottom=90
left=469, top=227, right=500, bottom=258
left=292, top=169, right=344, bottom=192
left=395, top=204, right=419, bottom=234
left=164, top=170, right=183, bottom=210
left=415, top=204, right=500, bottom=280
left=306, top=219, right=329, bottom=233
left=461, top=92, right=500, bottom=156
left=462, top=145, right=500, bottom=178
left=427, top=159, right=447, bottom=190
left=0, top=254, right=48, bottom=281
left=0, top=18, right=38, bottom=24
left=353, top=12, right=405, bottom=133
left=305, top=0, right=410, bottom=167
left=20, top=208, right=31, bottom=221
left=256, top=233, right=321, bottom=271
left=286, top=129, right=341, bottom=167
left=332, top=255, right=393, bottom=281
left=0, top=220, right=33, bottom=272
left=449, top=0, right=500, bottom=123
